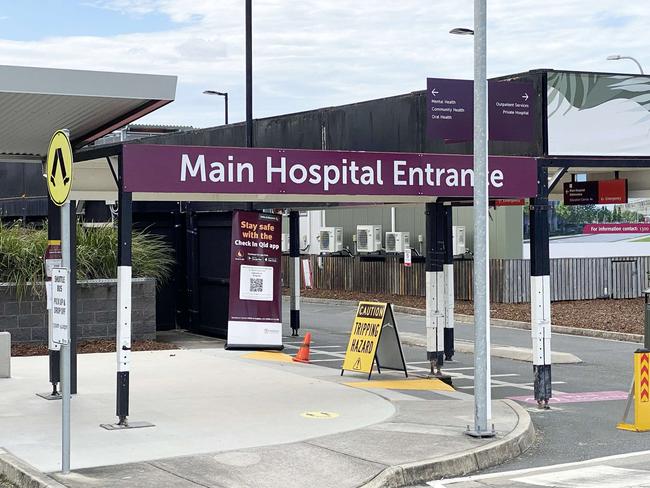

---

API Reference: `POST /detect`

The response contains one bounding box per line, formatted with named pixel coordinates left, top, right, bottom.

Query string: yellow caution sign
left=342, top=302, right=386, bottom=374
left=617, top=349, right=650, bottom=432
left=46, top=130, right=73, bottom=206
left=341, top=302, right=407, bottom=379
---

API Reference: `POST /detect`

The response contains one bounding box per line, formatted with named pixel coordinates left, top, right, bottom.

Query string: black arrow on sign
left=50, top=148, right=70, bottom=187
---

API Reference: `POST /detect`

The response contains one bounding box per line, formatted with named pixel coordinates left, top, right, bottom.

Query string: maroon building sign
left=122, top=144, right=537, bottom=199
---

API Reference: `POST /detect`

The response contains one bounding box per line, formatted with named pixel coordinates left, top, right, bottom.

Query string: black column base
left=426, top=350, right=444, bottom=367
left=116, top=371, right=129, bottom=418
left=290, top=309, right=300, bottom=337
left=444, top=328, right=455, bottom=361
left=533, top=364, right=552, bottom=408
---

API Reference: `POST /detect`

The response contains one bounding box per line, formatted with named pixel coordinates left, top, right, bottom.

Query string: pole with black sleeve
left=46, top=198, right=62, bottom=398
left=530, top=165, right=552, bottom=409
left=443, top=204, right=455, bottom=361
left=100, top=153, right=153, bottom=430
left=425, top=202, right=446, bottom=376
left=289, top=210, right=301, bottom=337
left=116, top=154, right=132, bottom=426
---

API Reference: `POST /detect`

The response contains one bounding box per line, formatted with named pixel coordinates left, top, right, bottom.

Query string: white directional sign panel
left=52, top=267, right=70, bottom=345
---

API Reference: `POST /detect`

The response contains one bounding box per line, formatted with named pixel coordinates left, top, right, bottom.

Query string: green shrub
left=0, top=222, right=174, bottom=298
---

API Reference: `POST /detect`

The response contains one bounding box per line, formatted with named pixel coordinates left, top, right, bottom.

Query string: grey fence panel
left=281, top=255, right=650, bottom=303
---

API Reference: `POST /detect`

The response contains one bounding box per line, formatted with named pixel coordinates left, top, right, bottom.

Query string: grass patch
left=0, top=474, right=17, bottom=488
left=631, top=235, right=650, bottom=242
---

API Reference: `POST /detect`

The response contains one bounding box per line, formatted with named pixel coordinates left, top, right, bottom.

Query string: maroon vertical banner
left=226, top=210, right=283, bottom=349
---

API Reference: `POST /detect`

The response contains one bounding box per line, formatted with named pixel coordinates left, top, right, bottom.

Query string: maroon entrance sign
left=122, top=144, right=537, bottom=199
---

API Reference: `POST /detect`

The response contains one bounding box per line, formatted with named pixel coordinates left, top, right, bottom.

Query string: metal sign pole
left=468, top=0, right=495, bottom=438
left=60, top=200, right=71, bottom=473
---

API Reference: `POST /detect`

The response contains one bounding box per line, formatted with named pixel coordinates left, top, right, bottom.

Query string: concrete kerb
left=360, top=400, right=535, bottom=488
left=294, top=296, right=643, bottom=344
left=0, top=449, right=66, bottom=488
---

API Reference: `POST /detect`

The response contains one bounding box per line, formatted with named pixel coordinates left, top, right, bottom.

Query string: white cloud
left=0, top=1, right=648, bottom=128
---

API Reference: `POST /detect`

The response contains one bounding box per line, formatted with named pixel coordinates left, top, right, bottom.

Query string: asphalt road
left=281, top=300, right=648, bottom=481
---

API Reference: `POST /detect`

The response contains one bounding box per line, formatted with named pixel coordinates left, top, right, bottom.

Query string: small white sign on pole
left=51, top=267, right=70, bottom=345
left=404, top=248, right=412, bottom=267
left=302, top=259, right=313, bottom=288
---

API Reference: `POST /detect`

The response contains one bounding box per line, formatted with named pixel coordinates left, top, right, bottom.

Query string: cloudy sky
left=0, top=1, right=647, bottom=128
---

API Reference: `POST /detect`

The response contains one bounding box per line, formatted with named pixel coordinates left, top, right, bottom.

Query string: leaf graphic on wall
left=548, top=72, right=650, bottom=118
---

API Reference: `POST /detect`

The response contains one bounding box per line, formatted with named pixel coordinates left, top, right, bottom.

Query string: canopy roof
left=0, top=65, right=177, bottom=160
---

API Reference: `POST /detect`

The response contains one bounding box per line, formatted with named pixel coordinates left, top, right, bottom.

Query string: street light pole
left=245, top=0, right=253, bottom=147
left=606, top=54, right=644, bottom=74
left=468, top=0, right=495, bottom=438
left=202, top=91, right=229, bottom=125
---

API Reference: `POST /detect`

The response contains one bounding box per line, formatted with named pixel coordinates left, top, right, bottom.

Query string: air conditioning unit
left=356, top=225, right=382, bottom=253
left=281, top=233, right=290, bottom=253
left=385, top=232, right=410, bottom=253
left=319, top=227, right=343, bottom=253
left=453, top=225, right=466, bottom=256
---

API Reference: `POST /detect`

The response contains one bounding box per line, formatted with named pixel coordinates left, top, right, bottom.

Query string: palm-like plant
left=0, top=222, right=174, bottom=299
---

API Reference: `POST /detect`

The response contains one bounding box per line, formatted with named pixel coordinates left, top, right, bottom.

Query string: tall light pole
left=202, top=90, right=229, bottom=125
left=606, top=54, right=644, bottom=74
left=451, top=0, right=495, bottom=438
left=245, top=0, right=253, bottom=147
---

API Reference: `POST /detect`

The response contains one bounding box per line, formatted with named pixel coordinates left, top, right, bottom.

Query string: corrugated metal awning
left=0, top=65, right=177, bottom=159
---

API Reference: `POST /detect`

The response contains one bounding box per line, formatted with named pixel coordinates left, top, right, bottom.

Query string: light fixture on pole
left=449, top=27, right=474, bottom=35
left=606, top=54, right=644, bottom=74
left=451, top=11, right=495, bottom=437
left=202, top=90, right=229, bottom=125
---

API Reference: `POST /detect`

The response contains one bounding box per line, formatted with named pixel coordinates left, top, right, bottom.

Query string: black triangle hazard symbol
left=352, top=357, right=362, bottom=370
left=50, top=148, right=70, bottom=187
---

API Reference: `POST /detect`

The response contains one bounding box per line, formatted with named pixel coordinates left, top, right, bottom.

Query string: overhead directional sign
left=46, top=130, right=73, bottom=206
left=341, top=302, right=407, bottom=379
left=426, top=78, right=535, bottom=142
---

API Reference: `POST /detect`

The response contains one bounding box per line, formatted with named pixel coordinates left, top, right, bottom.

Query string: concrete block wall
left=0, top=278, right=156, bottom=343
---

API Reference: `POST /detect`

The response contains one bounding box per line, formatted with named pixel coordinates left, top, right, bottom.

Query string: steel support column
left=69, top=201, right=77, bottom=395
left=116, top=156, right=132, bottom=426
left=443, top=205, right=455, bottom=361
left=289, top=210, right=301, bottom=337
left=530, top=165, right=552, bottom=409
left=425, top=202, right=445, bottom=374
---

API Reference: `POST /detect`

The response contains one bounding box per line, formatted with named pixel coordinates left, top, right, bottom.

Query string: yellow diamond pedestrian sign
left=46, top=130, right=73, bottom=206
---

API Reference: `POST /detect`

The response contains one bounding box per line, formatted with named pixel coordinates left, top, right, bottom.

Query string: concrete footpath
left=0, top=332, right=534, bottom=488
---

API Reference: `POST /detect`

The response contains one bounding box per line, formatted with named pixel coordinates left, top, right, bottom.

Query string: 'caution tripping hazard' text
left=341, top=302, right=387, bottom=374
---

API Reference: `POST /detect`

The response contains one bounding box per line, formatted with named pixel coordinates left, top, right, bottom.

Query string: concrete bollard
left=0, top=331, right=10, bottom=378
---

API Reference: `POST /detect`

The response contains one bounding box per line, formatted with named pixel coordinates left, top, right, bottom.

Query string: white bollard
left=0, top=331, right=10, bottom=378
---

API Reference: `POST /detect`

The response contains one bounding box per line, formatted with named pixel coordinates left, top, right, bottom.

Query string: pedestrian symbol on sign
left=50, top=148, right=70, bottom=187
left=46, top=130, right=73, bottom=206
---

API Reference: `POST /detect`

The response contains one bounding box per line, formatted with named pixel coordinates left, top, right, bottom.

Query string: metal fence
left=282, top=255, right=650, bottom=303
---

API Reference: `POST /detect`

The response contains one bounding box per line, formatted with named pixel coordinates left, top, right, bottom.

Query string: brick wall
left=0, top=278, right=156, bottom=343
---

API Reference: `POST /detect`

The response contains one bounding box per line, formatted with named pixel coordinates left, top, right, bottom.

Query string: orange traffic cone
left=293, top=332, right=311, bottom=363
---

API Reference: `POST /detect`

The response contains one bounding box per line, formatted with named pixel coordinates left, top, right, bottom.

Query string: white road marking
left=427, top=450, right=650, bottom=486
left=285, top=343, right=551, bottom=393
left=513, top=465, right=650, bottom=487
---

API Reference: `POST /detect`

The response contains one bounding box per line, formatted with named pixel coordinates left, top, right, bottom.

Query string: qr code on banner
left=249, top=278, right=264, bottom=293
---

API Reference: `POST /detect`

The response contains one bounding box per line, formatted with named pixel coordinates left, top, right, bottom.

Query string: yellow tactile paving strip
left=343, top=378, right=455, bottom=392
left=242, top=351, right=295, bottom=363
